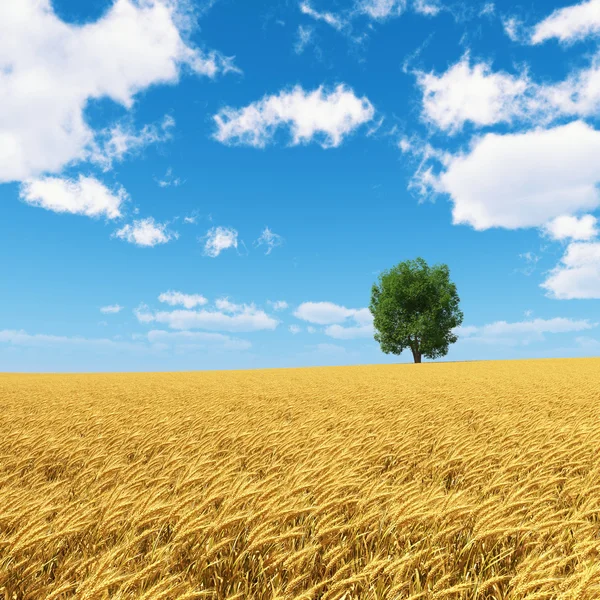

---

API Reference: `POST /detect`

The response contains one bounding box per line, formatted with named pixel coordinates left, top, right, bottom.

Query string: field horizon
left=2, top=355, right=598, bottom=376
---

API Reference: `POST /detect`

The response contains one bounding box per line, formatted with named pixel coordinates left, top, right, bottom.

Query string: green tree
left=369, top=257, right=463, bottom=363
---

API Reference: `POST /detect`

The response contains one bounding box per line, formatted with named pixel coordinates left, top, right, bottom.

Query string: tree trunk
left=410, top=343, right=422, bottom=363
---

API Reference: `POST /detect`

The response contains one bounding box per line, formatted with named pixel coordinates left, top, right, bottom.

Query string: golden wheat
left=1, top=359, right=600, bottom=599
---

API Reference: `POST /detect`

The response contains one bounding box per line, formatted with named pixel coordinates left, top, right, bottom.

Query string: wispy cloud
left=455, top=317, right=596, bottom=345
left=255, top=227, right=284, bottom=254
left=155, top=166, right=184, bottom=188
left=115, top=218, right=178, bottom=247
left=158, top=291, right=208, bottom=309
left=100, top=304, right=123, bottom=314
left=267, top=300, right=289, bottom=311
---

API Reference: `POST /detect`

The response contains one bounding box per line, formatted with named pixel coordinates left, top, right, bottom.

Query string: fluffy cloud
left=203, top=226, right=238, bottom=257
left=324, top=307, right=374, bottom=339
left=158, top=291, right=208, bottom=309
left=531, top=0, right=600, bottom=45
left=19, top=176, right=127, bottom=219
left=294, top=301, right=358, bottom=324
left=100, top=304, right=123, bottom=314
left=438, top=121, right=600, bottom=230
left=455, top=317, right=595, bottom=344
left=255, top=227, right=284, bottom=255
left=213, top=85, right=375, bottom=148
left=146, top=329, right=251, bottom=351
left=115, top=217, right=177, bottom=247
left=543, top=215, right=598, bottom=241
left=541, top=242, right=600, bottom=299
left=0, top=0, right=235, bottom=184
left=135, top=302, right=278, bottom=332
left=417, top=57, right=529, bottom=133
left=416, top=54, right=600, bottom=134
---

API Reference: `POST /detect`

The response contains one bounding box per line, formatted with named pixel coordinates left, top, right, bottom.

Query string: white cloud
left=214, top=298, right=245, bottom=313
left=531, top=0, right=600, bottom=45
left=289, top=325, right=301, bottom=334
left=295, top=302, right=374, bottom=338
left=359, top=0, right=406, bottom=19
left=294, top=301, right=358, bottom=324
left=213, top=85, right=375, bottom=149
left=158, top=291, right=208, bottom=309
left=438, top=121, right=600, bottom=231
left=0, top=0, right=235, bottom=184
left=416, top=54, right=600, bottom=134
left=299, top=1, right=346, bottom=30
left=455, top=317, right=595, bottom=344
left=542, top=241, right=600, bottom=299
left=203, top=226, right=238, bottom=257
left=417, top=56, right=529, bottom=133
left=540, top=57, right=600, bottom=118
left=412, top=0, right=442, bottom=16
left=100, top=304, right=123, bottom=314
left=115, top=217, right=177, bottom=247
left=146, top=329, right=251, bottom=351
left=307, top=326, right=317, bottom=334
left=543, top=214, right=598, bottom=241
left=19, top=175, right=127, bottom=219
left=135, top=303, right=278, bottom=332
left=268, top=300, right=289, bottom=311
left=255, top=227, right=284, bottom=254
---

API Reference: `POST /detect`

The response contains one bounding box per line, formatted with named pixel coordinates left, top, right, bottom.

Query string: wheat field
left=1, top=359, right=600, bottom=599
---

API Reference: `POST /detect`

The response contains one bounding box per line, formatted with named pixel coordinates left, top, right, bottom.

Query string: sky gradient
left=2, top=0, right=600, bottom=372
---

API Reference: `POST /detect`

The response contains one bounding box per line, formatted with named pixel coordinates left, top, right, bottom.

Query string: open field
left=1, top=359, right=600, bottom=599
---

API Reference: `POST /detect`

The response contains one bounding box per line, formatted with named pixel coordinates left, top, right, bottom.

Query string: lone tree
left=369, top=257, right=463, bottom=363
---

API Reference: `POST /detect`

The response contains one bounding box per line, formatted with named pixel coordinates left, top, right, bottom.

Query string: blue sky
left=2, top=0, right=600, bottom=372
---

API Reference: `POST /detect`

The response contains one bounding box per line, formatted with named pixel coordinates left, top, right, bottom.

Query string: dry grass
left=1, top=358, right=600, bottom=599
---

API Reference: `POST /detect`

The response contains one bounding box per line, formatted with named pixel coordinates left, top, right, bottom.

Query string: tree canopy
left=369, top=257, right=463, bottom=363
